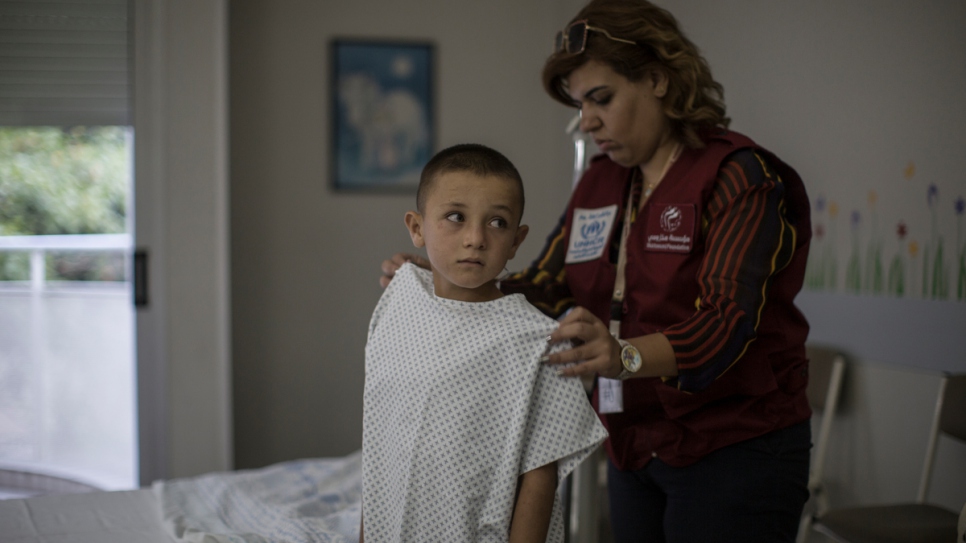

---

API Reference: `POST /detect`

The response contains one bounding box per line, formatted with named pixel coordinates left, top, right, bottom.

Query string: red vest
left=564, top=130, right=812, bottom=469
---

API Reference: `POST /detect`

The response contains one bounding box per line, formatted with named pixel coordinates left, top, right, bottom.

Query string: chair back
left=918, top=373, right=966, bottom=502
left=802, top=345, right=846, bottom=528
left=939, top=374, right=966, bottom=443
left=805, top=346, right=846, bottom=412
left=958, top=500, right=966, bottom=543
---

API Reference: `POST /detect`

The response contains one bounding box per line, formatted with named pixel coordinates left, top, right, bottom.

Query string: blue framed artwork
left=331, top=39, right=435, bottom=191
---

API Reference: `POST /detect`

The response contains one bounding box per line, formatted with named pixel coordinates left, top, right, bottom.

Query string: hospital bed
left=0, top=452, right=362, bottom=543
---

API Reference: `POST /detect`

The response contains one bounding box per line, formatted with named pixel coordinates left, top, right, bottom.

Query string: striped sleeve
left=499, top=210, right=576, bottom=318
left=662, top=150, right=798, bottom=391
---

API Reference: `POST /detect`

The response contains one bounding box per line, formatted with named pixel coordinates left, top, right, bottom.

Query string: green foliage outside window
left=0, top=127, right=130, bottom=282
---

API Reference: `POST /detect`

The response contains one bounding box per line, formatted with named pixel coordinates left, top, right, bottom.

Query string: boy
left=361, top=144, right=607, bottom=542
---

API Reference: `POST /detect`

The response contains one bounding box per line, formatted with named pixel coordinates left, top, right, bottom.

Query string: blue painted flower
left=851, top=210, right=861, bottom=229
left=815, top=195, right=826, bottom=212
left=927, top=184, right=939, bottom=208
left=956, top=196, right=965, bottom=215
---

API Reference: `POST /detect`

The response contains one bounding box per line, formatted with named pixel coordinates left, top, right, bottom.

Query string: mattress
left=0, top=488, right=173, bottom=543
left=0, top=452, right=362, bottom=543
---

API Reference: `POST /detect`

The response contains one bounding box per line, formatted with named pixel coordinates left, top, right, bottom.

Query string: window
left=0, top=1, right=135, bottom=492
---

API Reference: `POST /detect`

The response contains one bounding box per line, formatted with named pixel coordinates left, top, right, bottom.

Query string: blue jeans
left=607, top=421, right=811, bottom=543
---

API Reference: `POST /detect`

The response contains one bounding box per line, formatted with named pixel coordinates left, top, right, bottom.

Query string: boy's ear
left=506, top=224, right=529, bottom=260
left=404, top=211, right=425, bottom=248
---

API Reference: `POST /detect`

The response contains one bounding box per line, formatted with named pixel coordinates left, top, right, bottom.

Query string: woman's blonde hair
left=543, top=0, right=729, bottom=148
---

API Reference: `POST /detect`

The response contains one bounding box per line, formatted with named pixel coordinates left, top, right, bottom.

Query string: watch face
left=621, top=344, right=642, bottom=373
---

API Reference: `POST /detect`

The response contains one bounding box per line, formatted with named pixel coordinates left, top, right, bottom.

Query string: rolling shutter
left=0, top=0, right=129, bottom=126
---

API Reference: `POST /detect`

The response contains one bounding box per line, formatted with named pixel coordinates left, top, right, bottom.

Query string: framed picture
left=331, top=39, right=435, bottom=191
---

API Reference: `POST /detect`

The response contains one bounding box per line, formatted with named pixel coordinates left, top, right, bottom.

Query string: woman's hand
left=379, top=253, right=430, bottom=288
left=543, top=307, right=622, bottom=379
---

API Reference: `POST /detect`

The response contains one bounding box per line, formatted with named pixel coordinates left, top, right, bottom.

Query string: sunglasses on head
left=553, top=20, right=637, bottom=55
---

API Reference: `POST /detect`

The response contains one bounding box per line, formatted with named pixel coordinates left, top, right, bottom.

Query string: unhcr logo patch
left=566, top=205, right=617, bottom=264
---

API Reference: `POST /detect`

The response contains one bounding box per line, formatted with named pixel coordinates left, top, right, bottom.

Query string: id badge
left=598, top=376, right=623, bottom=413
left=565, top=205, right=618, bottom=264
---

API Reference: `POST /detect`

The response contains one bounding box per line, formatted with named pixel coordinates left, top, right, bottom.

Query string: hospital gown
left=362, top=263, right=607, bottom=542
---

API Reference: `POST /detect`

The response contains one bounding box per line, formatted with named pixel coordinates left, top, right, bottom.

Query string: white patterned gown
left=362, top=263, right=607, bottom=542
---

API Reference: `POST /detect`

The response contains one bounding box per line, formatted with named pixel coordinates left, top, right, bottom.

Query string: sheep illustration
left=338, top=73, right=428, bottom=175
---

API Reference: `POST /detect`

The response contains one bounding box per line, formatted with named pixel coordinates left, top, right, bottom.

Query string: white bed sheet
left=0, top=488, right=173, bottom=543
left=155, top=452, right=361, bottom=543
left=0, top=452, right=362, bottom=543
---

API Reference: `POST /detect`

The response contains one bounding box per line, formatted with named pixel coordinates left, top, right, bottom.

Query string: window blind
left=0, top=0, right=129, bottom=126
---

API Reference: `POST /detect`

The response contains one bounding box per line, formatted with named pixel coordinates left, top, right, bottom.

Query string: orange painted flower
left=904, top=161, right=915, bottom=180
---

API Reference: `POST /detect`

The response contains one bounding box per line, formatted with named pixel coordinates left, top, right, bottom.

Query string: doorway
left=0, top=0, right=136, bottom=494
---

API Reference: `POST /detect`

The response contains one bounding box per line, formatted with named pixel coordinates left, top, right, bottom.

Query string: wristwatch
left=616, top=339, right=642, bottom=380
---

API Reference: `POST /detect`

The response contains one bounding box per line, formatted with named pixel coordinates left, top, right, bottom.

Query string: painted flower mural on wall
left=805, top=195, right=837, bottom=291
left=846, top=210, right=862, bottom=293
left=956, top=196, right=965, bottom=300
left=888, top=221, right=907, bottom=296
left=864, top=191, right=884, bottom=294
left=923, top=184, right=947, bottom=299
left=804, top=161, right=963, bottom=303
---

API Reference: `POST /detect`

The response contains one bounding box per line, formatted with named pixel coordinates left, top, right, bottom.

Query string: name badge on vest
left=566, top=205, right=618, bottom=264
left=644, top=203, right=696, bottom=253
left=597, top=377, right=623, bottom=414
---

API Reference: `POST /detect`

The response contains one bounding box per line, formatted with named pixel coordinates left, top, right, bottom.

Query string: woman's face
left=566, top=59, right=673, bottom=170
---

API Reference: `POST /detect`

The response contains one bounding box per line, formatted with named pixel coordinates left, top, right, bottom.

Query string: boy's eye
left=445, top=212, right=464, bottom=223
left=489, top=217, right=507, bottom=228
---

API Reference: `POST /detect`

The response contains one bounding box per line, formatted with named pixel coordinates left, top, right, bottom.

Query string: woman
left=382, top=1, right=812, bottom=541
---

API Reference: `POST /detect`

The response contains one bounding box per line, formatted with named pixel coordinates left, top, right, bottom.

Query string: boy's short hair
left=417, top=144, right=525, bottom=220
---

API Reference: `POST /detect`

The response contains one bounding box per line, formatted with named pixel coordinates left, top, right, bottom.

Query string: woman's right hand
left=380, top=253, right=430, bottom=288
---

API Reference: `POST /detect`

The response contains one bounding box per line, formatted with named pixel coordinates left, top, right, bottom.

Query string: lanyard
left=598, top=142, right=682, bottom=414
left=608, top=142, right=682, bottom=340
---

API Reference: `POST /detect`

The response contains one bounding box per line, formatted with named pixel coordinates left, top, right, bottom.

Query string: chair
left=811, top=373, right=966, bottom=543
left=796, top=346, right=847, bottom=543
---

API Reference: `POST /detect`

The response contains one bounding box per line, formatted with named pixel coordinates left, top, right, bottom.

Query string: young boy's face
left=405, top=171, right=528, bottom=302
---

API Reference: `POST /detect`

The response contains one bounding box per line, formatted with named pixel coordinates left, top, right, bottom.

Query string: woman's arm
left=659, top=150, right=795, bottom=390
left=499, top=210, right=576, bottom=319
left=508, top=461, right=558, bottom=543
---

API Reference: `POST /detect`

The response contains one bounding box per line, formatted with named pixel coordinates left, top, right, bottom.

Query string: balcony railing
left=0, top=234, right=132, bottom=291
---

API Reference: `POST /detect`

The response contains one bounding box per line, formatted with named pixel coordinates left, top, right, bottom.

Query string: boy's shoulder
left=378, top=262, right=434, bottom=306
left=395, top=262, right=433, bottom=291
left=368, top=262, right=432, bottom=338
